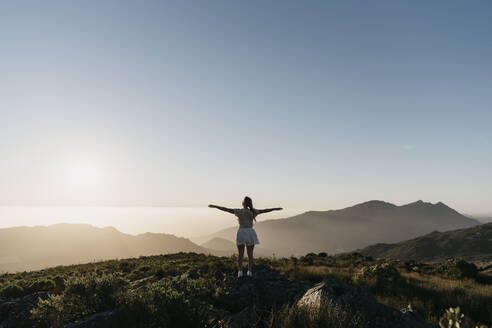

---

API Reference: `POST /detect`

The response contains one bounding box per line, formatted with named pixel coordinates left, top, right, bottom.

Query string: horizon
left=0, top=199, right=488, bottom=239
left=1, top=1, right=491, bottom=222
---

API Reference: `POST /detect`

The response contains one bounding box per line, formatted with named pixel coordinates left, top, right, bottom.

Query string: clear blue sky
left=1, top=1, right=491, bottom=213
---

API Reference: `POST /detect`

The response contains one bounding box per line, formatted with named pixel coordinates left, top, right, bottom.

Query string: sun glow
left=64, top=159, right=104, bottom=191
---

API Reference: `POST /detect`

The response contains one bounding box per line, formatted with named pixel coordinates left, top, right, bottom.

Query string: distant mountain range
left=0, top=224, right=215, bottom=272
left=0, top=200, right=482, bottom=272
left=470, top=215, right=492, bottom=223
left=360, top=222, right=492, bottom=262
left=203, top=200, right=480, bottom=257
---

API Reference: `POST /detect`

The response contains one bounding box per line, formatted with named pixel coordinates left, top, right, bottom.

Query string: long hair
left=243, top=196, right=256, bottom=222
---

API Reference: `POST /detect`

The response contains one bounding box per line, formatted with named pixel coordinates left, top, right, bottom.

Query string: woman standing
left=209, top=196, right=282, bottom=277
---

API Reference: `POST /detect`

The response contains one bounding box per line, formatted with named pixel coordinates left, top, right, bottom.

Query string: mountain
left=470, top=215, right=492, bottom=223
left=360, top=222, right=492, bottom=262
left=0, top=223, right=212, bottom=272
left=205, top=200, right=480, bottom=257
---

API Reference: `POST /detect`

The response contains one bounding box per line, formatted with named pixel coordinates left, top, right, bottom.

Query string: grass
left=1, top=252, right=491, bottom=327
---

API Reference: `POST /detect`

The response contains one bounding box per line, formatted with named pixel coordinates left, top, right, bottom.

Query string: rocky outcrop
left=217, top=265, right=309, bottom=327
left=219, top=265, right=309, bottom=313
left=298, top=279, right=436, bottom=328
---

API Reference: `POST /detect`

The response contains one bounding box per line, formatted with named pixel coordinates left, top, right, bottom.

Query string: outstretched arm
left=208, top=204, right=235, bottom=214
left=256, top=207, right=283, bottom=215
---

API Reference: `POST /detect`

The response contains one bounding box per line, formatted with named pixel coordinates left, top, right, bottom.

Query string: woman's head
left=242, top=196, right=256, bottom=221
left=242, top=196, right=253, bottom=210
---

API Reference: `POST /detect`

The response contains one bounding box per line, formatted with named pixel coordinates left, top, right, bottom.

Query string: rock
left=224, top=306, right=260, bottom=328
left=298, top=279, right=437, bottom=328
left=180, top=269, right=199, bottom=280
left=129, top=275, right=157, bottom=291
left=0, top=292, right=48, bottom=328
left=63, top=308, right=123, bottom=328
left=219, top=265, right=308, bottom=313
left=216, top=265, right=308, bottom=327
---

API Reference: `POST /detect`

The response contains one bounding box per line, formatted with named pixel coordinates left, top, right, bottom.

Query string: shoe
left=237, top=270, right=243, bottom=278
left=247, top=271, right=252, bottom=277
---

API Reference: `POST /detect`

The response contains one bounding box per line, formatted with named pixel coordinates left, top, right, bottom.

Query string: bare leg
left=237, top=244, right=245, bottom=270
left=246, top=245, right=254, bottom=272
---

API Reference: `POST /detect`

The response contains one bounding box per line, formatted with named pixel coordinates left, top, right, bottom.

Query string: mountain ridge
left=0, top=224, right=215, bottom=272
left=359, top=222, right=492, bottom=262
left=205, top=200, right=480, bottom=257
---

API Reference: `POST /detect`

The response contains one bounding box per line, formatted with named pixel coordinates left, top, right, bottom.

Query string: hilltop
left=1, top=253, right=490, bottom=327
left=205, top=200, right=480, bottom=257
left=360, top=222, right=492, bottom=263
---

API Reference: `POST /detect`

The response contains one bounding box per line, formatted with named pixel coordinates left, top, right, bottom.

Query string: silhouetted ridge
left=340, top=200, right=398, bottom=214
left=206, top=200, right=480, bottom=257
left=360, top=223, right=492, bottom=262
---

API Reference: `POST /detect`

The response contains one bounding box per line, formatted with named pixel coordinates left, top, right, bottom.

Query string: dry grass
left=270, top=254, right=492, bottom=326
left=267, top=301, right=364, bottom=328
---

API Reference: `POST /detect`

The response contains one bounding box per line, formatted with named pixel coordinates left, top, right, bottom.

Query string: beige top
left=234, top=208, right=258, bottom=228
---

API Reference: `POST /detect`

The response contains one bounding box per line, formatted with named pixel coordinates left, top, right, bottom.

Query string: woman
left=208, top=196, right=282, bottom=277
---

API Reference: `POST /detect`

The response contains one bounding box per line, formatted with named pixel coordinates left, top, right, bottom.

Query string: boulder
left=298, top=279, right=436, bottom=328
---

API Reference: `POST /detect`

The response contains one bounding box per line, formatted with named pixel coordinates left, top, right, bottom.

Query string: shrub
left=121, top=277, right=218, bottom=327
left=119, top=261, right=134, bottom=273
left=352, top=262, right=401, bottom=288
left=31, top=294, right=66, bottom=328
left=0, top=282, right=24, bottom=298
left=26, top=279, right=56, bottom=294
left=30, top=273, right=128, bottom=327
left=438, top=259, right=478, bottom=280
left=438, top=307, right=489, bottom=328
left=64, top=272, right=128, bottom=313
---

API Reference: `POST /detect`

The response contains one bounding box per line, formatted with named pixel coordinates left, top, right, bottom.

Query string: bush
left=31, top=294, right=66, bottom=328
left=0, top=282, right=24, bottom=298
left=121, top=277, right=219, bottom=327
left=119, top=261, right=134, bottom=273
left=352, top=262, right=401, bottom=288
left=26, top=279, right=56, bottom=294
left=438, top=307, right=489, bottom=328
left=439, top=259, right=478, bottom=280
left=30, top=273, right=128, bottom=327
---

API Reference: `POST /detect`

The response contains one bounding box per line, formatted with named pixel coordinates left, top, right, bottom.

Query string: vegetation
left=360, top=222, right=492, bottom=263
left=1, top=252, right=491, bottom=327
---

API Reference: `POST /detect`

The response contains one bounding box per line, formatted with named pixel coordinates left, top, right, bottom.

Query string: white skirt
left=236, top=227, right=260, bottom=246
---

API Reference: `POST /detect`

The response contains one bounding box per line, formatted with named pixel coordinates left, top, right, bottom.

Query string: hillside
left=360, top=222, right=492, bottom=262
left=205, top=200, right=480, bottom=257
left=1, top=253, right=490, bottom=327
left=0, top=224, right=211, bottom=272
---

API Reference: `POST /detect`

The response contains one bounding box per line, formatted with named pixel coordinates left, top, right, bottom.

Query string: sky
left=1, top=1, right=491, bottom=215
